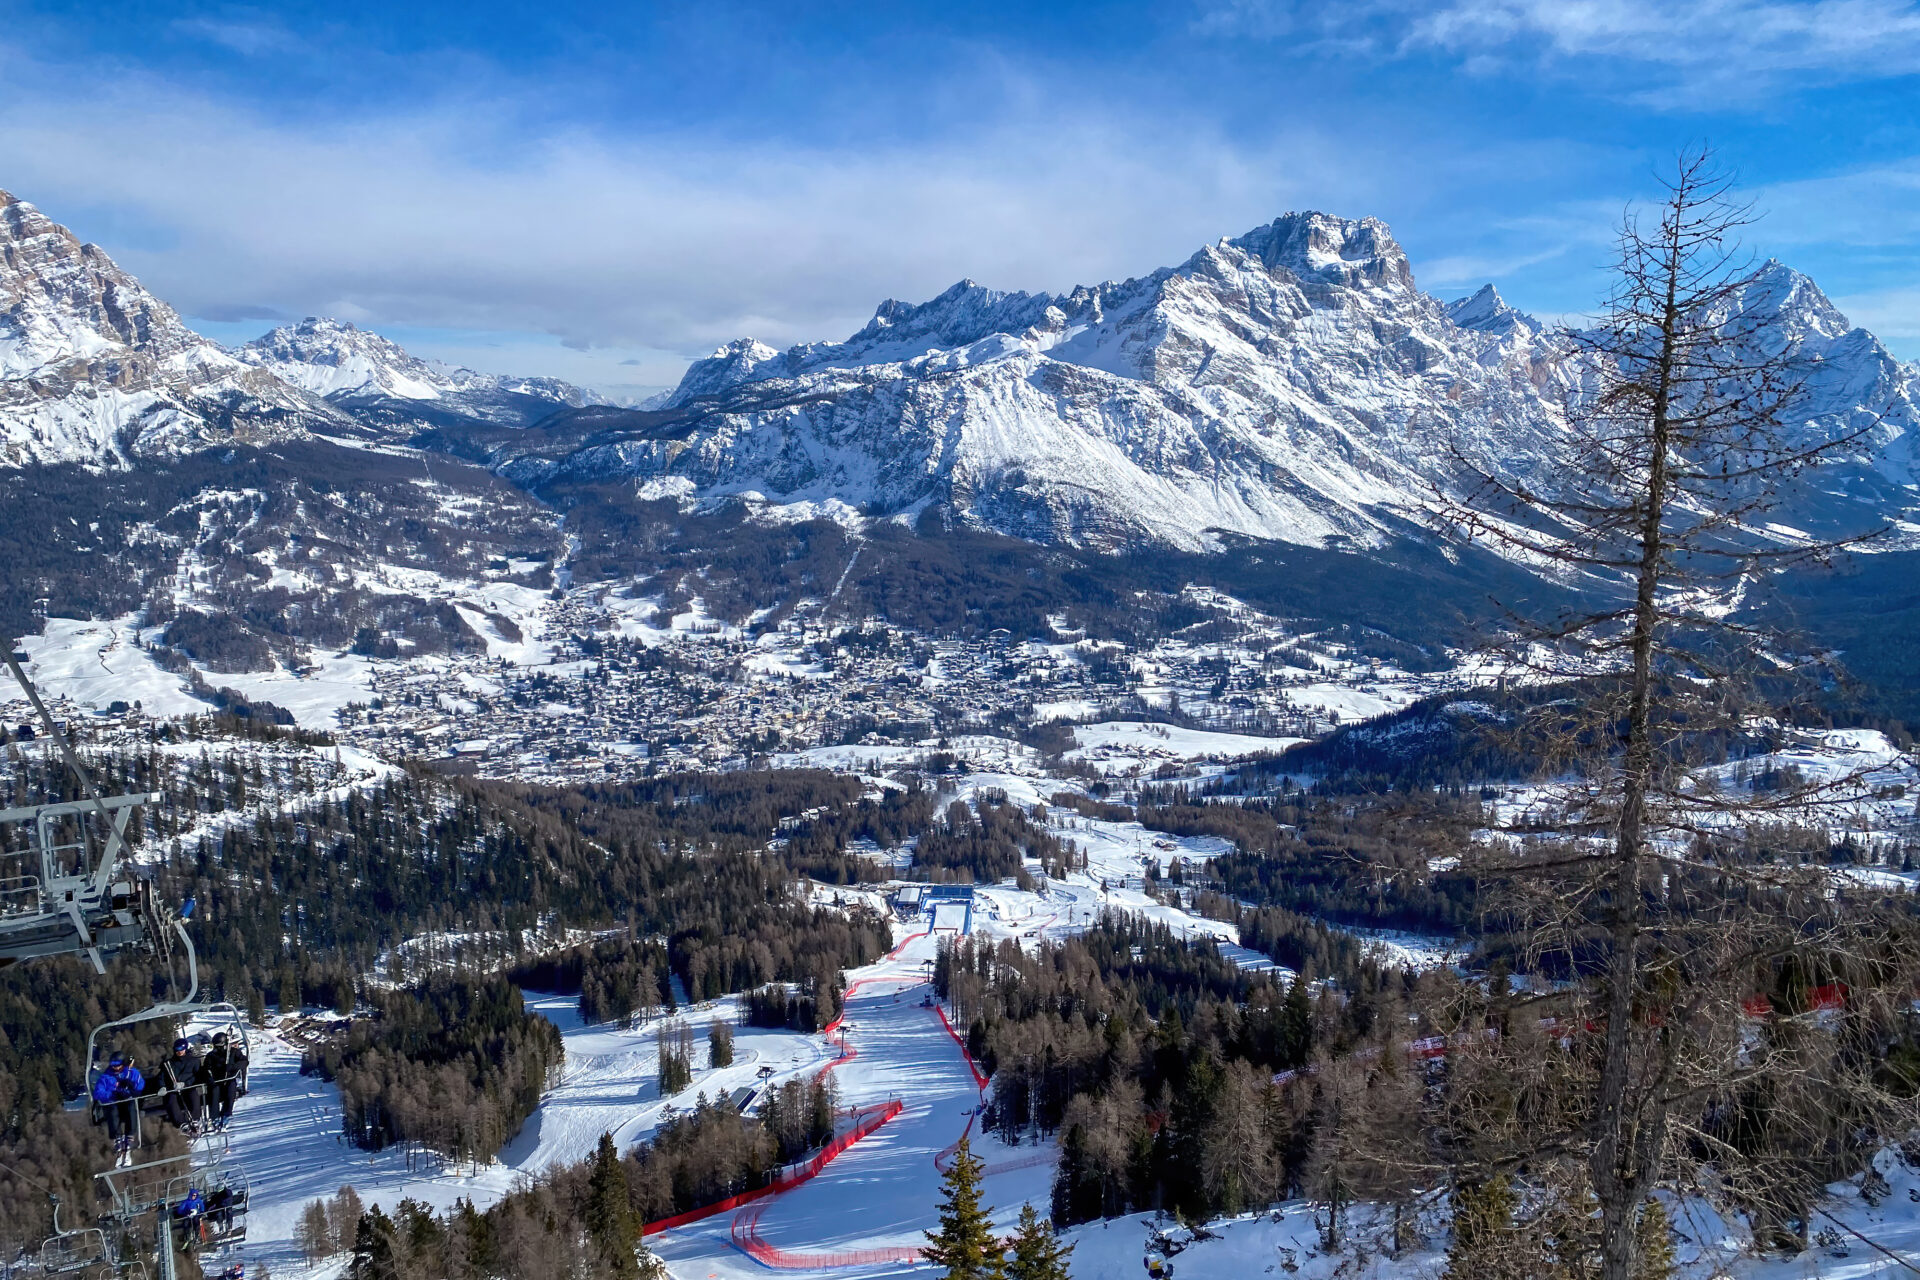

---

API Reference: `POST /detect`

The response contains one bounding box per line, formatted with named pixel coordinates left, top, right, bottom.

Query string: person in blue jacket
left=92, top=1053, right=144, bottom=1168
left=172, top=1186, right=207, bottom=1249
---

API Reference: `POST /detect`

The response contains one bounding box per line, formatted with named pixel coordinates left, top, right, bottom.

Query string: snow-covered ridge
left=528, top=210, right=1920, bottom=557
left=0, top=189, right=350, bottom=465
left=234, top=317, right=595, bottom=425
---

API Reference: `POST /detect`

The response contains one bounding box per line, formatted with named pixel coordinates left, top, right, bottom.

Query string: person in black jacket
left=196, top=1034, right=247, bottom=1132
left=154, top=1038, right=205, bottom=1134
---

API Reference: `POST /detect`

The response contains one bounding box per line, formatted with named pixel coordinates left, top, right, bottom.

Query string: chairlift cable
left=1813, top=1205, right=1920, bottom=1276
left=0, top=1152, right=63, bottom=1201
left=5, top=651, right=122, bottom=834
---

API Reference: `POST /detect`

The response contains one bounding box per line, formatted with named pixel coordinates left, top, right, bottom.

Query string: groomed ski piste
left=650, top=918, right=1054, bottom=1279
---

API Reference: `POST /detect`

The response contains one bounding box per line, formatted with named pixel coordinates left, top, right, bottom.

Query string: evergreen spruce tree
left=1444, top=1177, right=1517, bottom=1280
left=924, top=1136, right=1001, bottom=1280
left=1004, top=1202, right=1073, bottom=1280
left=347, top=1206, right=399, bottom=1280
left=585, top=1131, right=640, bottom=1275
left=1633, top=1200, right=1675, bottom=1280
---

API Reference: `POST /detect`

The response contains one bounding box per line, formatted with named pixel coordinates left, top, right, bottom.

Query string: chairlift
left=2, top=657, right=245, bottom=1280
left=96, top=1154, right=250, bottom=1240
left=85, top=1001, right=253, bottom=1102
left=34, top=1197, right=122, bottom=1278
left=0, top=653, right=167, bottom=975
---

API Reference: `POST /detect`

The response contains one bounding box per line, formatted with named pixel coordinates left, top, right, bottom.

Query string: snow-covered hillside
left=489, top=211, right=1920, bottom=558
left=235, top=317, right=595, bottom=428
left=0, top=190, right=350, bottom=465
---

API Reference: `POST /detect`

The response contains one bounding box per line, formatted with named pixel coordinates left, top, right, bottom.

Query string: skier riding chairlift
left=91, top=1053, right=144, bottom=1169
left=197, top=1032, right=248, bottom=1133
left=172, top=1186, right=207, bottom=1250
left=152, top=1037, right=205, bottom=1135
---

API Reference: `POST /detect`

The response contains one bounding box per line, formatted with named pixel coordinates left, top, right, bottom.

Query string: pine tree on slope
left=1633, top=1199, right=1675, bottom=1280
left=586, top=1131, right=640, bottom=1275
left=1005, top=1202, right=1073, bottom=1280
left=924, top=1136, right=1001, bottom=1280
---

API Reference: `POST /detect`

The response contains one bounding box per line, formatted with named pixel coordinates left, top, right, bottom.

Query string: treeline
left=627, top=1083, right=836, bottom=1219
left=304, top=978, right=563, bottom=1159
left=933, top=915, right=1449, bottom=1226
left=510, top=938, right=673, bottom=1027
left=321, top=1139, right=661, bottom=1279
left=326, top=1074, right=845, bottom=1280
left=742, top=981, right=837, bottom=1033
left=913, top=791, right=1074, bottom=883
left=1134, top=791, right=1481, bottom=937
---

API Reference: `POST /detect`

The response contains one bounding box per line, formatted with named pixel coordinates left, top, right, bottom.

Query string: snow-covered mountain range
left=234, top=317, right=593, bottom=428
left=0, top=190, right=598, bottom=464
left=497, top=212, right=1920, bottom=555
left=6, top=184, right=1916, bottom=563
left=0, top=190, right=348, bottom=465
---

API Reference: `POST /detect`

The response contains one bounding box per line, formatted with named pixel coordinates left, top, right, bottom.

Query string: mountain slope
left=235, top=317, right=596, bottom=430
left=0, top=190, right=348, bottom=465
left=478, top=213, right=1920, bottom=557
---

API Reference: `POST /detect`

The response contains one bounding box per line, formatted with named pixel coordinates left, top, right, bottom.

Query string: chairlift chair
left=0, top=652, right=169, bottom=977
left=34, top=1197, right=118, bottom=1278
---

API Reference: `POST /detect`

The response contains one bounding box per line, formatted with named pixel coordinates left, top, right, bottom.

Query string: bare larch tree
left=1431, top=149, right=1914, bottom=1280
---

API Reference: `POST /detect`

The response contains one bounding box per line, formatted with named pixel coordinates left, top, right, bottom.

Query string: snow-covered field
left=1065, top=721, right=1306, bottom=776
left=229, top=995, right=830, bottom=1274
left=15, top=615, right=210, bottom=718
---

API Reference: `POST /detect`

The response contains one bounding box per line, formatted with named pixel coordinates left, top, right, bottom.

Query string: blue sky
left=3, top=0, right=1919, bottom=399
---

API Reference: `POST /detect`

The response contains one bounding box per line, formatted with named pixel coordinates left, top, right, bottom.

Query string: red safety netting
left=933, top=1003, right=989, bottom=1089
left=928, top=1002, right=1051, bottom=1176
left=653, top=922, right=1055, bottom=1264
left=645, top=925, right=935, bottom=1239
left=643, top=1100, right=904, bottom=1236
left=731, top=1193, right=926, bottom=1268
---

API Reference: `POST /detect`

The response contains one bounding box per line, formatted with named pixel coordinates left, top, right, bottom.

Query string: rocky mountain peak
left=236, top=315, right=595, bottom=424
left=1446, top=284, right=1543, bottom=338
left=1, top=189, right=341, bottom=464
left=1227, top=211, right=1415, bottom=292
left=539, top=207, right=1919, bottom=560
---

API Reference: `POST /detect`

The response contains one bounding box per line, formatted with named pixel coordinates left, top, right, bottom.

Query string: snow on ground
left=1342, top=927, right=1470, bottom=971
left=650, top=929, right=1054, bottom=1280
left=1489, top=728, right=1918, bottom=860
left=1291, top=680, right=1420, bottom=725
left=184, top=650, right=379, bottom=732
left=11, top=614, right=380, bottom=731
left=1061, top=1143, right=1920, bottom=1280
left=1065, top=721, right=1307, bottom=776
left=14, top=615, right=207, bottom=717
left=1695, top=728, right=1919, bottom=849
left=228, top=993, right=829, bottom=1274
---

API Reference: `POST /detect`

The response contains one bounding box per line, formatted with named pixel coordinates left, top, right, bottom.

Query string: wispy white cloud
left=1194, top=0, right=1920, bottom=102
left=1830, top=285, right=1920, bottom=337
left=171, top=13, right=299, bottom=57
left=1751, top=161, right=1920, bottom=247
left=0, top=42, right=1542, bottom=367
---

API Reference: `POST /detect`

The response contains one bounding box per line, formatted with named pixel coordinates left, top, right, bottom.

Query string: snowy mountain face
left=0, top=190, right=348, bottom=466
left=236, top=318, right=594, bottom=430
left=495, top=213, right=1920, bottom=557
